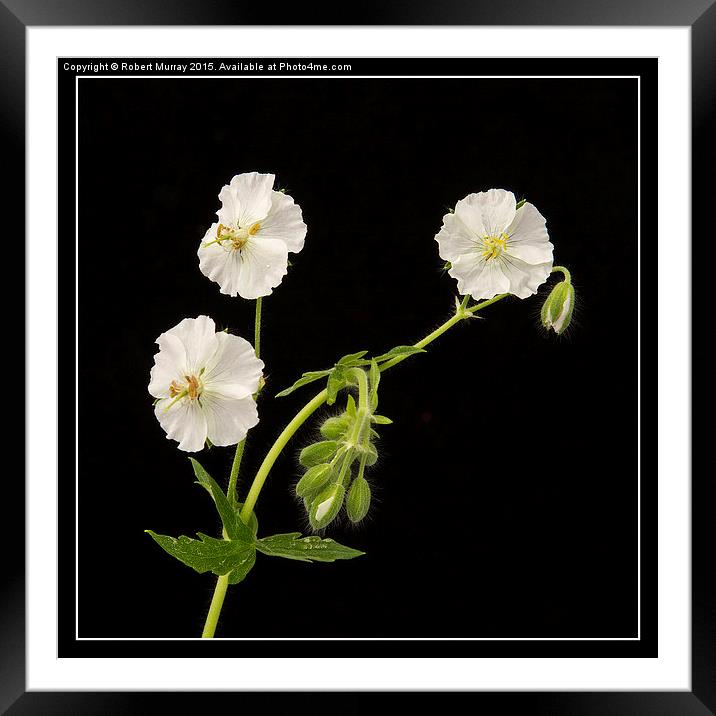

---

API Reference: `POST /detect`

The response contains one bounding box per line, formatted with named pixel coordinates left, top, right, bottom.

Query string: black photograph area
left=62, top=61, right=655, bottom=656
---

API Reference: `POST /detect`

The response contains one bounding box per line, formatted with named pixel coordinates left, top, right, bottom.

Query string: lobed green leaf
left=256, top=533, right=365, bottom=563
left=146, top=530, right=256, bottom=582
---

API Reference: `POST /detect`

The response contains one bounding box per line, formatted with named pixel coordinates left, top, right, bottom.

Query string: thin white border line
left=72, top=74, right=642, bottom=79
left=72, top=72, right=642, bottom=643
left=637, top=75, right=641, bottom=641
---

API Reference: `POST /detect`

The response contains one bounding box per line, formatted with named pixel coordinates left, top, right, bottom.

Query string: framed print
left=5, top=1, right=707, bottom=712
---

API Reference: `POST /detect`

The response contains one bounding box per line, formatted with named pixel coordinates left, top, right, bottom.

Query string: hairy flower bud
left=320, top=414, right=352, bottom=440
left=295, top=463, right=333, bottom=497
left=309, top=483, right=345, bottom=530
left=346, top=476, right=371, bottom=523
left=299, top=440, right=339, bottom=467
left=541, top=280, right=575, bottom=335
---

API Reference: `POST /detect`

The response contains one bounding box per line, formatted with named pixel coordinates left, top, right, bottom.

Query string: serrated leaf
left=275, top=369, right=332, bottom=398
left=373, top=345, right=426, bottom=362
left=189, top=458, right=252, bottom=542
left=146, top=530, right=256, bottom=580
left=256, top=533, right=365, bottom=563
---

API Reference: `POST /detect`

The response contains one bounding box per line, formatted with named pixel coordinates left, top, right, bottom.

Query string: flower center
left=216, top=222, right=261, bottom=251
left=481, top=233, right=509, bottom=260
left=168, top=374, right=203, bottom=404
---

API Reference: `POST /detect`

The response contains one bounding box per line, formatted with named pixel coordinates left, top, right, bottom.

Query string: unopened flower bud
left=309, top=483, right=345, bottom=530
left=295, top=463, right=333, bottom=497
left=320, top=414, right=351, bottom=440
left=541, top=280, right=575, bottom=335
left=346, top=476, right=371, bottom=523
left=360, top=442, right=378, bottom=466
left=299, top=440, right=338, bottom=467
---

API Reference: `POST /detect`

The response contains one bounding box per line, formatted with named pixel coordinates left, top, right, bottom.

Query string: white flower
left=198, top=172, right=307, bottom=299
left=435, top=189, right=554, bottom=300
left=148, top=316, right=264, bottom=452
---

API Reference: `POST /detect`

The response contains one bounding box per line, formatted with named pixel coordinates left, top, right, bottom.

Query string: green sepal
left=299, top=440, right=339, bottom=467
left=275, top=369, right=332, bottom=398
left=256, top=532, right=364, bottom=562
left=345, top=394, right=357, bottom=417
left=515, top=197, right=527, bottom=210
left=373, top=345, right=426, bottom=363
left=145, top=530, right=256, bottom=582
left=189, top=458, right=252, bottom=542
left=371, top=414, right=393, bottom=425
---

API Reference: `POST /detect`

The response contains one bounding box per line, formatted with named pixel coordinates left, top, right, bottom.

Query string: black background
left=72, top=64, right=646, bottom=647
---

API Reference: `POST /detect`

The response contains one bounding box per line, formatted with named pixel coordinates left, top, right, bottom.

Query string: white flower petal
left=155, top=398, right=208, bottom=452
left=198, top=226, right=243, bottom=296
left=148, top=332, right=186, bottom=398
left=457, top=189, right=516, bottom=236
left=498, top=255, right=552, bottom=298
left=236, top=236, right=289, bottom=300
left=449, top=254, right=515, bottom=300
left=217, top=172, right=275, bottom=227
left=434, top=213, right=479, bottom=262
left=203, top=332, right=264, bottom=400
left=202, top=392, right=259, bottom=447
left=258, top=191, right=307, bottom=253
left=163, top=316, right=219, bottom=375
left=504, top=202, right=554, bottom=264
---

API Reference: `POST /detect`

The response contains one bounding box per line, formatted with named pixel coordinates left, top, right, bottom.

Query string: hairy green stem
left=551, top=265, right=571, bottom=283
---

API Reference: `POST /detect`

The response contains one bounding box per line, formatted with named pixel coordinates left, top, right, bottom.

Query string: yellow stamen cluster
left=166, top=375, right=202, bottom=407
left=213, top=222, right=262, bottom=251
left=481, top=233, right=509, bottom=260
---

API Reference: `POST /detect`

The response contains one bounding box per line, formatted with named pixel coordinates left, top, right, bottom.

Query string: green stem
left=226, top=439, right=245, bottom=508
left=202, top=574, right=229, bottom=638
left=551, top=266, right=571, bottom=284
left=254, top=297, right=263, bottom=360
left=226, top=298, right=264, bottom=507
left=239, top=388, right=329, bottom=523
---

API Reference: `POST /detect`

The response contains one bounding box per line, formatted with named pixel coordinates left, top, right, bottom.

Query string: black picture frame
left=4, top=1, right=706, bottom=712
